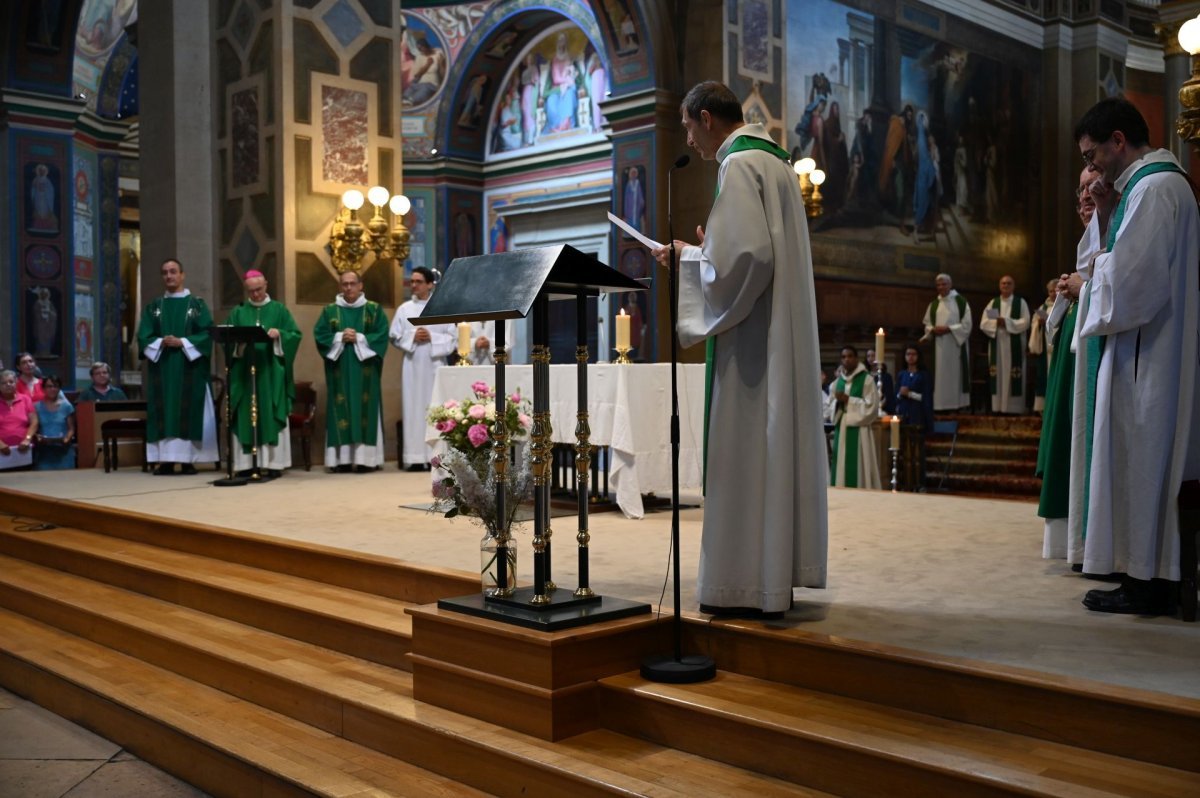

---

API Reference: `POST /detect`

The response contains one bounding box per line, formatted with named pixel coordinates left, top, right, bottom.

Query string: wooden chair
left=289, top=381, right=317, bottom=471
left=1179, top=480, right=1200, bottom=622
left=101, top=417, right=147, bottom=473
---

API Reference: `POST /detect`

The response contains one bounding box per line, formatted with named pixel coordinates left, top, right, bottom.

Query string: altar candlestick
left=875, top=328, right=886, bottom=369
left=890, top=414, right=900, bottom=449
left=616, top=309, right=631, bottom=351
left=457, top=322, right=471, bottom=356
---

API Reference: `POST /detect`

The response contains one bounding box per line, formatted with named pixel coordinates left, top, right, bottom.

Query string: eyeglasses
left=1081, top=137, right=1110, bottom=167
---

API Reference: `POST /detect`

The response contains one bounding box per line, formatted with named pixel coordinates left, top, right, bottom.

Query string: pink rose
left=467, top=423, right=491, bottom=448
left=518, top=413, right=532, bottom=429
left=468, top=404, right=487, bottom=419
left=471, top=381, right=492, bottom=398
left=436, top=419, right=457, bottom=433
left=430, top=455, right=441, bottom=469
left=443, top=399, right=459, bottom=409
left=510, top=392, right=521, bottom=403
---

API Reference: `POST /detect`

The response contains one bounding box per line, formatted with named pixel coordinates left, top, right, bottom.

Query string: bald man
left=979, top=275, right=1030, bottom=414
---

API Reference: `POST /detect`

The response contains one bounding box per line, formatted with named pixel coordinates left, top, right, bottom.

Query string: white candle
left=457, top=322, right=471, bottom=356
left=616, top=309, right=631, bottom=351
left=890, top=414, right=900, bottom=449
left=875, top=328, right=885, bottom=369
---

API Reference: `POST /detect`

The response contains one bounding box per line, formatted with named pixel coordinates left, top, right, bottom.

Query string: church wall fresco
left=71, top=145, right=97, bottom=379
left=72, top=0, right=136, bottom=110
left=722, top=0, right=1042, bottom=296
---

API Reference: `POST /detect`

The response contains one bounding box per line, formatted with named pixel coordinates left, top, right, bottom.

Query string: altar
left=428, top=364, right=706, bottom=518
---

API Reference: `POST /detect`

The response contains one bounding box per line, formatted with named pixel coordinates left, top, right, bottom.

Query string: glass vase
left=480, top=529, right=517, bottom=596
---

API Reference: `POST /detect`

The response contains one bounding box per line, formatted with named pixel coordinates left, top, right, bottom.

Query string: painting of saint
left=489, top=216, right=509, bottom=254
left=401, top=14, right=448, bottom=110
left=27, top=286, right=60, bottom=358
left=621, top=165, right=646, bottom=235
left=26, top=163, right=60, bottom=235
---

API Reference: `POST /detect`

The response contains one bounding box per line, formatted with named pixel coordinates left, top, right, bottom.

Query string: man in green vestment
left=314, top=270, right=390, bottom=472
left=224, top=270, right=302, bottom=478
left=137, top=258, right=217, bottom=475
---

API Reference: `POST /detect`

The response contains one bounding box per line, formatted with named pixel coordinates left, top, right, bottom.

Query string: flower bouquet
left=428, top=381, right=533, bottom=593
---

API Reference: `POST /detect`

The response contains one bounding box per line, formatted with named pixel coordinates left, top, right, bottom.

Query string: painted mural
left=72, top=0, right=138, bottom=106
left=785, top=0, right=1034, bottom=265
left=24, top=161, right=61, bottom=235
left=487, top=25, right=607, bottom=156
left=401, top=11, right=451, bottom=110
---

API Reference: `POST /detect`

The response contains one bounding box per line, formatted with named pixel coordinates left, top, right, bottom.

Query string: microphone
left=672, top=154, right=690, bottom=170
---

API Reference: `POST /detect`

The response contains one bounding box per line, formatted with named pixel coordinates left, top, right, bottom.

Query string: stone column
left=137, top=0, right=216, bottom=304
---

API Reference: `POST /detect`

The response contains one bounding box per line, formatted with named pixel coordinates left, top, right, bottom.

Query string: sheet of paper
left=607, top=211, right=663, bottom=251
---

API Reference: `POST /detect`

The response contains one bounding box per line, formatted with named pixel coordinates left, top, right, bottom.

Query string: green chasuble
left=225, top=299, right=302, bottom=451
left=829, top=369, right=869, bottom=487
left=137, top=294, right=213, bottom=442
left=1035, top=303, right=1076, bottom=519
left=314, top=300, right=389, bottom=446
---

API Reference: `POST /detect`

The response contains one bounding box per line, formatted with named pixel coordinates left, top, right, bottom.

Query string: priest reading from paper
left=652, top=81, right=828, bottom=620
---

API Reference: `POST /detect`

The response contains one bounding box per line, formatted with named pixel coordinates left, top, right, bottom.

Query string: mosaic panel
left=323, top=0, right=365, bottom=48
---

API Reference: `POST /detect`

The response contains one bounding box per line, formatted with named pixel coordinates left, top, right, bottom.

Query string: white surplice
left=823, top=363, right=881, bottom=489
left=677, top=123, right=829, bottom=613
left=391, top=298, right=456, bottom=466
left=979, top=295, right=1031, bottom=414
left=1076, top=150, right=1200, bottom=581
left=923, top=290, right=972, bottom=411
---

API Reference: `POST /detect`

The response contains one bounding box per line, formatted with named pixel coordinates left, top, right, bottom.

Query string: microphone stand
left=641, top=155, right=715, bottom=684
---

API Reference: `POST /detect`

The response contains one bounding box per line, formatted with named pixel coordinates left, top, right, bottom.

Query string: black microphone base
left=640, top=653, right=716, bottom=684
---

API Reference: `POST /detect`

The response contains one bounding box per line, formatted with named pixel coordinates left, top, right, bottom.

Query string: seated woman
left=78, top=361, right=128, bottom=401
left=14, top=352, right=44, bottom=402
left=34, top=375, right=75, bottom=470
left=895, top=344, right=935, bottom=488
left=0, top=369, right=38, bottom=470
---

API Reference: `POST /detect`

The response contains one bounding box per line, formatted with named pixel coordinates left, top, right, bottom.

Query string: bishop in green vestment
left=224, top=270, right=302, bottom=474
left=137, top=258, right=218, bottom=474
left=314, top=270, right=390, bottom=471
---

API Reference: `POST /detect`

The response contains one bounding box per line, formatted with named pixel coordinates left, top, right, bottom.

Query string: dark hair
left=681, top=81, right=744, bottom=125
left=161, top=257, right=184, bottom=272
left=16, top=351, right=34, bottom=366
left=42, top=375, right=62, bottom=389
left=840, top=344, right=859, bottom=357
left=412, top=266, right=436, bottom=283
left=904, top=343, right=925, bottom=369
left=1073, top=98, right=1149, bottom=147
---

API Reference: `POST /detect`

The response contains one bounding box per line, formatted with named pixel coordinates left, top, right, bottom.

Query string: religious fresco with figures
left=72, top=0, right=137, bottom=111
left=724, top=0, right=1040, bottom=290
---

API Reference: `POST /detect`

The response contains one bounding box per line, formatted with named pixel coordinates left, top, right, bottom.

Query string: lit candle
left=875, top=328, right=885, bottom=369
left=457, top=322, right=471, bottom=357
left=616, top=309, right=631, bottom=351
left=890, top=414, right=900, bottom=449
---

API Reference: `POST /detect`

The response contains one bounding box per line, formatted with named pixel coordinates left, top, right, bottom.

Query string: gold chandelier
left=793, top=157, right=825, bottom=218
left=329, top=186, right=412, bottom=273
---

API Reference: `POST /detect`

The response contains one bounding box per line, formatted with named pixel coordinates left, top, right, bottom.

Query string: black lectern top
left=210, top=325, right=273, bottom=344
left=417, top=244, right=646, bottom=324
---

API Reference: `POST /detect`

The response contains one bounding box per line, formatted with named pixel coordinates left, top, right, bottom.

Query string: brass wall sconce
left=793, top=158, right=825, bottom=218
left=1178, top=17, right=1200, bottom=147
left=329, top=186, right=412, bottom=273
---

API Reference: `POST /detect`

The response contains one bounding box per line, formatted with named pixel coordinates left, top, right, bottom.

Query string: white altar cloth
left=427, top=364, right=705, bottom=518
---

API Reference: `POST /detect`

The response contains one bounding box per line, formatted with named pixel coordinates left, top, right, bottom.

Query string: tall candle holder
left=614, top=346, right=632, bottom=364
left=889, top=447, right=899, bottom=493
left=456, top=348, right=473, bottom=365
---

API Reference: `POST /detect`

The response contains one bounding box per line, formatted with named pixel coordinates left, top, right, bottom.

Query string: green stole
left=987, top=295, right=1024, bottom=396
left=226, top=300, right=302, bottom=450
left=830, top=369, right=869, bottom=487
left=700, top=134, right=792, bottom=493
left=1082, top=160, right=1186, bottom=537
left=926, top=294, right=970, bottom=393
left=1035, top=302, right=1076, bottom=519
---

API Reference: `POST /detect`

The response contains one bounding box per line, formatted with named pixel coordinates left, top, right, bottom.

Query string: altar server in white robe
left=1064, top=98, right=1200, bottom=614
left=391, top=266, right=456, bottom=470
left=824, top=346, right=881, bottom=489
left=922, top=273, right=972, bottom=411
left=979, top=275, right=1031, bottom=414
left=654, top=81, right=828, bottom=618
left=465, top=320, right=514, bottom=365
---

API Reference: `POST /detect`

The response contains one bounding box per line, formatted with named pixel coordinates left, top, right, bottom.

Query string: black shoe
left=1071, top=563, right=1083, bottom=573
left=180, top=463, right=198, bottom=475
left=153, top=463, right=175, bottom=476
left=334, top=464, right=353, bottom=474
left=235, top=469, right=254, bottom=478
left=405, top=464, right=425, bottom=472
left=266, top=469, right=282, bottom=479
left=1082, top=577, right=1173, bottom=616
left=355, top=465, right=375, bottom=474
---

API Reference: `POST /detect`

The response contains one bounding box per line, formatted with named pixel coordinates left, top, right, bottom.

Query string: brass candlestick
left=889, top=447, right=899, bottom=493
left=614, top=346, right=632, bottom=364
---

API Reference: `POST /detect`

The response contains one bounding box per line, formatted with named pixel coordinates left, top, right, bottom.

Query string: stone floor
left=0, top=688, right=207, bottom=798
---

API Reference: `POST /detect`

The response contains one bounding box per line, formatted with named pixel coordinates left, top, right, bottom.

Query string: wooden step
left=0, top=609, right=486, bottom=798
left=0, top=571, right=825, bottom=796
left=0, top=520, right=415, bottom=669
left=599, top=670, right=1200, bottom=798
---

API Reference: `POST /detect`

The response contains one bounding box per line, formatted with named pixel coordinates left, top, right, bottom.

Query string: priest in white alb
left=922, top=273, right=972, bottom=411
left=1064, top=98, right=1200, bottom=615
left=824, top=345, right=881, bottom=489
left=391, top=266, right=456, bottom=471
left=979, top=275, right=1030, bottom=414
left=653, top=81, right=828, bottom=619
